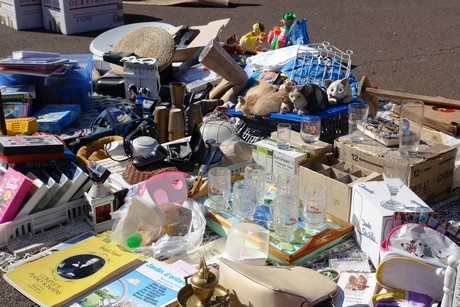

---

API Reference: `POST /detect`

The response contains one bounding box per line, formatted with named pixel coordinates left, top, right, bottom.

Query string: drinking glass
left=232, top=179, right=257, bottom=220
left=348, top=103, right=369, bottom=143
left=399, top=100, right=425, bottom=155
left=302, top=184, right=327, bottom=227
left=243, top=164, right=275, bottom=207
left=380, top=149, right=410, bottom=211
left=272, top=194, right=299, bottom=242
left=276, top=123, right=291, bottom=150
left=300, top=116, right=321, bottom=144
left=208, top=167, right=231, bottom=211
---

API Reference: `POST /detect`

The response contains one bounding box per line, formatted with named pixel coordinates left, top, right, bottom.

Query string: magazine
left=71, top=257, right=187, bottom=307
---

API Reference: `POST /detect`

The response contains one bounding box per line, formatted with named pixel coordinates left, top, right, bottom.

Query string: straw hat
left=111, top=26, right=175, bottom=74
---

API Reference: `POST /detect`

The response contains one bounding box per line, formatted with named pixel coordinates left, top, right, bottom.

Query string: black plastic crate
left=228, top=104, right=349, bottom=144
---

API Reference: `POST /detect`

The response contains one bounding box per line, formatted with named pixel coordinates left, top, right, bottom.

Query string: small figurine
left=239, top=22, right=266, bottom=54
left=324, top=78, right=353, bottom=105
left=276, top=11, right=296, bottom=49
left=256, top=32, right=271, bottom=52
left=223, top=34, right=244, bottom=54
left=268, top=11, right=296, bottom=49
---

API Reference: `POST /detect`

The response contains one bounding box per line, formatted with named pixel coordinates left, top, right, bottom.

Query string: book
left=33, top=104, right=82, bottom=132
left=12, top=50, right=61, bottom=61
left=0, top=167, right=33, bottom=224
left=0, top=134, right=64, bottom=156
left=6, top=231, right=97, bottom=272
left=328, top=251, right=371, bottom=273
left=55, top=162, right=89, bottom=205
left=70, top=177, right=93, bottom=202
left=0, top=85, right=36, bottom=100
left=14, top=171, right=49, bottom=219
left=333, top=272, right=378, bottom=307
left=3, top=235, right=143, bottom=307
left=72, top=257, right=187, bottom=307
left=29, top=169, right=61, bottom=213
left=43, top=167, right=73, bottom=206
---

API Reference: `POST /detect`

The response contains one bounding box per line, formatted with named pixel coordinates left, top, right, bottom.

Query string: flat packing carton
left=350, top=181, right=433, bottom=267
left=298, top=155, right=382, bottom=222
left=41, top=0, right=123, bottom=34
left=0, top=0, right=43, bottom=30
left=334, top=135, right=456, bottom=204
left=170, top=18, right=229, bottom=62
left=252, top=138, right=309, bottom=177
left=270, top=130, right=332, bottom=157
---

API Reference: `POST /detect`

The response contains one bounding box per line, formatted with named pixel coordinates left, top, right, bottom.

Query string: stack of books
left=0, top=50, right=69, bottom=77
left=16, top=161, right=91, bottom=217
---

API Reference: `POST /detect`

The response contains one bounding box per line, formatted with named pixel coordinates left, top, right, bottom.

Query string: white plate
left=90, top=22, right=176, bottom=58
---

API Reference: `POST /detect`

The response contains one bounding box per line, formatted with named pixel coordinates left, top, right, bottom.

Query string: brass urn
left=189, top=257, right=218, bottom=304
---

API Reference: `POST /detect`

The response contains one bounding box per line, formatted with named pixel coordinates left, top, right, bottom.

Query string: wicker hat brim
left=111, top=26, right=176, bottom=74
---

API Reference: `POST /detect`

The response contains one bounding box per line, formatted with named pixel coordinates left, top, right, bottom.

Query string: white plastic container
left=223, top=222, right=269, bottom=266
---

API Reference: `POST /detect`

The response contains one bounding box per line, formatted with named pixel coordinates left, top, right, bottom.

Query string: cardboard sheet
left=123, top=0, right=229, bottom=7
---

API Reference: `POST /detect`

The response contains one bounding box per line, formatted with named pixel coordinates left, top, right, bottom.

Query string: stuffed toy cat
left=236, top=83, right=293, bottom=116
left=286, top=83, right=329, bottom=115
left=324, top=78, right=353, bottom=105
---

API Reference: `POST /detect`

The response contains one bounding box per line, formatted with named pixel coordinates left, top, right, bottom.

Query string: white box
left=350, top=181, right=433, bottom=267
left=122, top=57, right=161, bottom=101
left=0, top=0, right=43, bottom=30
left=41, top=0, right=123, bottom=35
left=251, top=138, right=309, bottom=177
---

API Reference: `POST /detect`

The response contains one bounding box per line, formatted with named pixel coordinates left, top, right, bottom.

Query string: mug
left=302, top=184, right=327, bottom=227
left=243, top=164, right=275, bottom=207
left=232, top=179, right=257, bottom=220
left=208, top=167, right=231, bottom=211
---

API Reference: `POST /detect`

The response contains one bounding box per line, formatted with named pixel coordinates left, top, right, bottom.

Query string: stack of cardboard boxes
left=0, top=0, right=123, bottom=34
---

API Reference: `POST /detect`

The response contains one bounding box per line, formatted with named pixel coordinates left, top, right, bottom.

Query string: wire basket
left=286, top=41, right=353, bottom=86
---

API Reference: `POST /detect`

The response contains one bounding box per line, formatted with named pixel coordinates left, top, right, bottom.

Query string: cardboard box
left=251, top=138, right=308, bottom=177
left=0, top=0, right=43, bottom=30
left=41, top=0, right=123, bottom=35
left=334, top=136, right=457, bottom=204
left=171, top=18, right=229, bottom=62
left=298, top=155, right=382, bottom=222
left=350, top=181, right=433, bottom=267
left=270, top=130, right=332, bottom=157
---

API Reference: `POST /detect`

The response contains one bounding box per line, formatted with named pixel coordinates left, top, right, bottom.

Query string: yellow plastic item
left=5, top=117, right=39, bottom=135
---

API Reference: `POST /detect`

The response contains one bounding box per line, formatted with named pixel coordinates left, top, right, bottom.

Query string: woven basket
left=122, top=158, right=178, bottom=185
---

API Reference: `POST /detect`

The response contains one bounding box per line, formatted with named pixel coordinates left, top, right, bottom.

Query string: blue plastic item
left=0, top=54, right=93, bottom=112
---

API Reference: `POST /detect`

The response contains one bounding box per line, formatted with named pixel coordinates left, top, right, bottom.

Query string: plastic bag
left=149, top=198, right=207, bottom=259
left=110, top=196, right=207, bottom=259
left=285, top=18, right=311, bottom=46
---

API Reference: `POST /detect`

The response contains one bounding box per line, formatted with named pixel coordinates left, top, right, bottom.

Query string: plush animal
left=324, top=78, right=353, bottom=105
left=236, top=83, right=293, bottom=116
left=287, top=83, right=329, bottom=115
left=239, top=22, right=266, bottom=54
